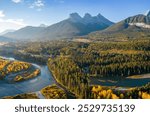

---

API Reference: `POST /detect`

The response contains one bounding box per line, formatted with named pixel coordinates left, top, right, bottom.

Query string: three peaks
left=0, top=10, right=150, bottom=42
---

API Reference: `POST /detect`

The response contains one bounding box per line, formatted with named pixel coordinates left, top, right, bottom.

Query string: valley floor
left=0, top=39, right=150, bottom=99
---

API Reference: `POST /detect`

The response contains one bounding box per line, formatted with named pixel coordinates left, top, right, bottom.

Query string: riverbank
left=47, top=66, right=76, bottom=99
left=89, top=74, right=150, bottom=88
left=127, top=74, right=150, bottom=79
left=0, top=56, right=54, bottom=98
left=0, top=55, right=76, bottom=99
left=0, top=56, right=41, bottom=83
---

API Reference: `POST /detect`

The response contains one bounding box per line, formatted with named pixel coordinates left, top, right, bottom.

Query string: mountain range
left=1, top=10, right=150, bottom=42
left=0, top=29, right=15, bottom=35
left=88, top=10, right=150, bottom=41
left=2, top=13, right=113, bottom=41
left=0, top=36, right=13, bottom=42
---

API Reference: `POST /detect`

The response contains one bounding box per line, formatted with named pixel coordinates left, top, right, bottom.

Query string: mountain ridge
left=3, top=13, right=114, bottom=41
left=88, top=12, right=150, bottom=41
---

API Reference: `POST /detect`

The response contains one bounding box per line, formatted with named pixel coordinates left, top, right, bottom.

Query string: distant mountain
left=39, top=24, right=47, bottom=27
left=88, top=11, right=150, bottom=41
left=69, top=13, right=113, bottom=25
left=3, top=13, right=114, bottom=41
left=4, top=26, right=46, bottom=40
left=0, top=36, right=13, bottom=42
left=0, top=29, right=15, bottom=35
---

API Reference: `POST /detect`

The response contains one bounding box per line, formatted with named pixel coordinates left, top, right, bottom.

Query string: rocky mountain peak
left=69, top=12, right=113, bottom=25
left=84, top=13, right=92, bottom=19
left=39, top=24, right=47, bottom=27
left=97, top=13, right=103, bottom=17
left=69, top=13, right=82, bottom=22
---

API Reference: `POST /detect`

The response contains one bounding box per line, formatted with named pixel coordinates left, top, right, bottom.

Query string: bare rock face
left=145, top=10, right=150, bottom=17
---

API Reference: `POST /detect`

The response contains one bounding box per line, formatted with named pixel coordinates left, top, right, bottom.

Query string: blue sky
left=0, top=0, right=149, bottom=32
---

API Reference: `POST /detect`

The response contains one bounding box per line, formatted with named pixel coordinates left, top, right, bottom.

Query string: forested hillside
left=45, top=39, right=150, bottom=98
left=48, top=56, right=89, bottom=98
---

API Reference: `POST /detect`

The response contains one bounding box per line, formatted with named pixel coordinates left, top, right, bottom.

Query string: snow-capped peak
left=145, top=10, right=150, bottom=16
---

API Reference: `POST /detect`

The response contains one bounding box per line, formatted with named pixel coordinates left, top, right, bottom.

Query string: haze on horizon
left=0, top=0, right=149, bottom=33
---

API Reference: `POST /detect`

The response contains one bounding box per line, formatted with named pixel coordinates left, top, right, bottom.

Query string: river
left=90, top=75, right=150, bottom=88
left=1, top=56, right=150, bottom=98
left=0, top=56, right=55, bottom=98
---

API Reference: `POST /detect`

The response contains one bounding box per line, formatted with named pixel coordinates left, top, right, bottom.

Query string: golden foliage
left=41, top=84, right=67, bottom=99
left=91, top=86, right=119, bottom=99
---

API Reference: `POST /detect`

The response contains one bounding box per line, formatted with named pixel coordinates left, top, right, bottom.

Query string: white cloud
left=0, top=19, right=26, bottom=33
left=34, top=0, right=44, bottom=7
left=5, top=19, right=25, bottom=26
left=12, top=0, right=22, bottom=3
left=0, top=11, right=5, bottom=18
left=30, top=0, right=44, bottom=11
left=0, top=10, right=26, bottom=33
